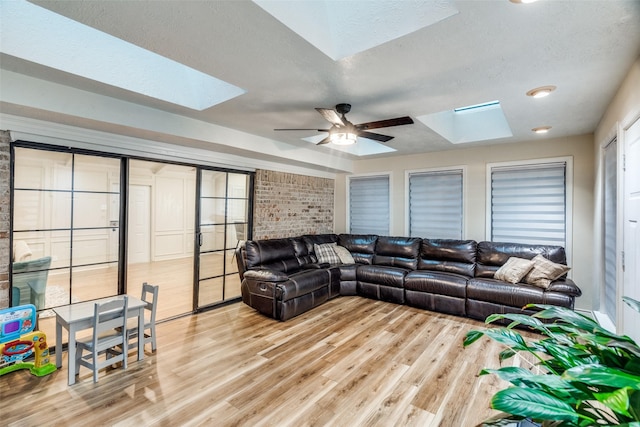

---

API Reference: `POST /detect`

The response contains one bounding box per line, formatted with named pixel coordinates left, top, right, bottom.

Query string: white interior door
left=128, top=185, right=151, bottom=264
left=623, top=117, right=640, bottom=343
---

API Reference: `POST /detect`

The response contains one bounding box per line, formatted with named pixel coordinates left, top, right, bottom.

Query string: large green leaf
left=481, top=367, right=588, bottom=401
left=485, top=312, right=547, bottom=332
left=529, top=305, right=606, bottom=329
left=463, top=329, right=485, bottom=347
left=538, top=339, right=592, bottom=370
left=529, top=304, right=635, bottom=344
left=563, top=364, right=640, bottom=390
left=625, top=358, right=640, bottom=375
left=498, top=347, right=517, bottom=362
left=623, top=296, right=640, bottom=314
left=474, top=327, right=530, bottom=352
left=480, top=366, right=533, bottom=382
left=478, top=412, right=528, bottom=426
left=490, top=387, right=588, bottom=423
left=629, top=390, right=640, bottom=419
left=575, top=332, right=638, bottom=355
left=594, top=387, right=633, bottom=418
left=567, top=331, right=640, bottom=359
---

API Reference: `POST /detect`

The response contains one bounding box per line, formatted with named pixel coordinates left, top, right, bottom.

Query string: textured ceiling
left=2, top=0, right=640, bottom=166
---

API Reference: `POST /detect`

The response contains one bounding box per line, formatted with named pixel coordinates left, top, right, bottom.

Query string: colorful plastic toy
left=0, top=304, right=56, bottom=377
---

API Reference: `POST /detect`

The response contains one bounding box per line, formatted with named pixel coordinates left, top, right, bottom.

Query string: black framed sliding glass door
left=12, top=147, right=121, bottom=312
left=197, top=170, right=252, bottom=308
left=11, top=142, right=254, bottom=343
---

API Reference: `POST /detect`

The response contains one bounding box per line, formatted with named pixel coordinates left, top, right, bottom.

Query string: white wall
left=335, top=134, right=595, bottom=310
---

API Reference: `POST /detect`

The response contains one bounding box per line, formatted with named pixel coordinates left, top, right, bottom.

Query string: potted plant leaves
left=464, top=298, right=640, bottom=426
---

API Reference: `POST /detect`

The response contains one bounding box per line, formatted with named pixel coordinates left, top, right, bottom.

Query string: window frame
left=485, top=156, right=573, bottom=269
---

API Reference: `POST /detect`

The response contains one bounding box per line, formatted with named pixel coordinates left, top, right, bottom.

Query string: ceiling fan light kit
left=330, top=132, right=358, bottom=145
left=275, top=103, right=414, bottom=146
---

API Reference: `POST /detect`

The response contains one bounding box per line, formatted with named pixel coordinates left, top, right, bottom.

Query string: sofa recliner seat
left=236, top=234, right=582, bottom=322
left=403, top=238, right=477, bottom=317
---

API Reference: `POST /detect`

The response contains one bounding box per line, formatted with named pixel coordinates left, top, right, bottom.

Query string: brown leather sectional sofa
left=235, top=234, right=582, bottom=322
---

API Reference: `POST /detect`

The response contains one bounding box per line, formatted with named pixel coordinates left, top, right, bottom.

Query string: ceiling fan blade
left=315, top=108, right=345, bottom=126
left=274, top=128, right=330, bottom=132
left=357, top=131, right=394, bottom=142
left=316, top=136, right=332, bottom=145
left=356, top=116, right=413, bottom=131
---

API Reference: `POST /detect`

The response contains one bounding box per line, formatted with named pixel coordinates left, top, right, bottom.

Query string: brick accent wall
left=0, top=131, right=10, bottom=308
left=253, top=169, right=334, bottom=240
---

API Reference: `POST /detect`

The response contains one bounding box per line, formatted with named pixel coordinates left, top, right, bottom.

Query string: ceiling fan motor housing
left=336, top=103, right=351, bottom=115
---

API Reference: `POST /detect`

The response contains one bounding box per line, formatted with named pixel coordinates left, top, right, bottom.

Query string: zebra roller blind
left=490, top=162, right=566, bottom=246
left=409, top=169, right=463, bottom=239
left=603, top=139, right=617, bottom=321
left=349, top=175, right=389, bottom=235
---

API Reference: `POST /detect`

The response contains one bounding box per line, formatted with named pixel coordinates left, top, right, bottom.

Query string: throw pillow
left=314, top=243, right=341, bottom=264
left=524, top=254, right=571, bottom=289
left=332, top=244, right=355, bottom=264
left=494, top=257, right=535, bottom=284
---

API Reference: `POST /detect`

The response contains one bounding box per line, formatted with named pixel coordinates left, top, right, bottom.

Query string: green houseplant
left=464, top=298, right=640, bottom=426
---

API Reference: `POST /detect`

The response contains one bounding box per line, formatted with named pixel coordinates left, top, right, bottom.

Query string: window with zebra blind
left=348, top=174, right=390, bottom=235
left=603, top=138, right=618, bottom=324
left=487, top=159, right=572, bottom=259
left=407, top=168, right=464, bottom=239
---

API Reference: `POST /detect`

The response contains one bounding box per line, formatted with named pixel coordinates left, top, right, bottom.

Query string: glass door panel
left=127, top=160, right=195, bottom=321
left=12, top=148, right=121, bottom=349
left=70, top=155, right=120, bottom=303
left=197, top=171, right=250, bottom=307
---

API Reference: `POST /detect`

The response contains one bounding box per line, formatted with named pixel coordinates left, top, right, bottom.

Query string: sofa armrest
left=244, top=269, right=288, bottom=282
left=547, top=279, right=582, bottom=297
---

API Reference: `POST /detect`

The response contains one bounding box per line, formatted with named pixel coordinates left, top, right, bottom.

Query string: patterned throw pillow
left=332, top=244, right=355, bottom=264
left=494, top=257, right=535, bottom=284
left=524, top=254, right=571, bottom=289
left=314, top=243, right=341, bottom=264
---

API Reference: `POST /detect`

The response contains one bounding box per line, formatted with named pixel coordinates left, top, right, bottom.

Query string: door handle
left=198, top=233, right=203, bottom=247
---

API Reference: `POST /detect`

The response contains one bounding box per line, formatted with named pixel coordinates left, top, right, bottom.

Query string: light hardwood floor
left=1, top=297, right=537, bottom=427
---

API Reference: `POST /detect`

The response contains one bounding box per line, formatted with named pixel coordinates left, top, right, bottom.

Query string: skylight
left=453, top=100, right=500, bottom=113
left=417, top=101, right=513, bottom=144
left=0, top=1, right=246, bottom=111
left=253, top=0, right=458, bottom=60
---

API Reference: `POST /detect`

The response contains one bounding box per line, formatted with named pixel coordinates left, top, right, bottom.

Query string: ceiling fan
left=274, top=103, right=414, bottom=145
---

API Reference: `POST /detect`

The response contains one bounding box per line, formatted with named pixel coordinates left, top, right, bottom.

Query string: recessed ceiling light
left=532, top=126, right=551, bottom=134
left=526, top=85, right=557, bottom=98
left=510, top=0, right=539, bottom=3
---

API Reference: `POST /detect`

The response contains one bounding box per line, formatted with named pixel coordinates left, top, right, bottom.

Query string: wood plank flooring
left=0, top=297, right=538, bottom=427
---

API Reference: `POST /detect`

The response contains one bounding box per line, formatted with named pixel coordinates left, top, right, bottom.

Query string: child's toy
left=0, top=304, right=56, bottom=377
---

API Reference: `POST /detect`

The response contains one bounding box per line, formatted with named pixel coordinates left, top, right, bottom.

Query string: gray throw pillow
left=314, top=243, right=341, bottom=264
left=332, top=244, right=355, bottom=264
